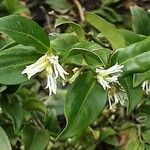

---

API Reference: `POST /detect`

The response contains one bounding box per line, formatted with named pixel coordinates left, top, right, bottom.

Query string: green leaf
left=71, top=41, right=110, bottom=66
left=133, top=69, right=150, bottom=87
left=64, top=48, right=105, bottom=67
left=3, top=0, right=17, bottom=13
left=85, top=12, right=125, bottom=49
left=23, top=98, right=47, bottom=116
left=63, top=41, right=110, bottom=68
left=120, top=76, right=143, bottom=113
left=58, top=71, right=107, bottom=139
left=146, top=144, right=150, bottom=150
left=45, top=109, right=61, bottom=133
left=0, top=15, right=50, bottom=53
left=142, top=130, right=150, bottom=144
left=2, top=102, right=24, bottom=133
left=50, top=33, right=79, bottom=56
left=119, top=29, right=145, bottom=46
left=93, top=6, right=123, bottom=23
left=101, top=0, right=121, bottom=5
left=130, top=6, right=150, bottom=36
left=0, top=41, right=18, bottom=51
left=125, top=140, right=142, bottom=150
left=104, top=136, right=119, bottom=147
left=55, top=17, right=85, bottom=41
left=0, top=126, right=12, bottom=150
left=111, top=36, right=150, bottom=76
left=0, top=34, right=13, bottom=50
left=22, top=126, right=49, bottom=150
left=46, top=0, right=72, bottom=12
left=0, top=45, right=41, bottom=85
left=100, top=127, right=116, bottom=141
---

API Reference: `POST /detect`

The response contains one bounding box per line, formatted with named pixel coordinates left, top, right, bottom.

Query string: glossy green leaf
left=85, top=12, right=125, bottom=49
left=63, top=41, right=109, bottom=67
left=119, top=29, right=145, bottom=46
left=130, top=6, right=150, bottom=36
left=22, top=126, right=49, bottom=150
left=50, top=33, right=79, bottom=56
left=55, top=17, right=85, bottom=41
left=0, top=15, right=50, bottom=53
left=23, top=98, right=47, bottom=116
left=133, top=69, right=150, bottom=87
left=111, top=36, right=150, bottom=76
left=58, top=71, right=107, bottom=139
left=72, top=41, right=109, bottom=66
left=2, top=102, right=24, bottom=133
left=120, top=76, right=143, bottom=113
left=0, top=45, right=41, bottom=85
left=0, top=41, right=18, bottom=51
left=0, top=126, right=12, bottom=150
left=64, top=48, right=105, bottom=67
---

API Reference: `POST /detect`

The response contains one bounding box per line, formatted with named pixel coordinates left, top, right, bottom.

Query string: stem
left=74, top=0, right=85, bottom=22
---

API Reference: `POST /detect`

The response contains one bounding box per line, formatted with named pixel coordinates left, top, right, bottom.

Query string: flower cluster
left=96, top=64, right=124, bottom=90
left=22, top=53, right=68, bottom=95
left=96, top=64, right=125, bottom=109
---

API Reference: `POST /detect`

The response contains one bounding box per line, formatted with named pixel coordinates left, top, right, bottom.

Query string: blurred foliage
left=0, top=0, right=150, bottom=150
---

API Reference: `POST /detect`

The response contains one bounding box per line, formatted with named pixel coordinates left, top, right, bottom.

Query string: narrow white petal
left=45, top=74, right=57, bottom=95
left=105, top=76, right=118, bottom=83
left=107, top=63, right=124, bottom=74
left=45, top=75, right=52, bottom=95
left=22, top=55, right=47, bottom=79
left=142, top=81, right=150, bottom=95
left=108, top=96, right=113, bottom=109
left=49, top=55, right=68, bottom=80
left=53, top=63, right=59, bottom=79
left=50, top=75, right=57, bottom=94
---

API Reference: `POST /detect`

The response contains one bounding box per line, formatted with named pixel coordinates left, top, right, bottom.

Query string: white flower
left=22, top=55, right=48, bottom=79
left=96, top=63, right=124, bottom=90
left=142, top=80, right=150, bottom=95
left=22, top=53, right=68, bottom=95
left=108, top=86, right=127, bottom=110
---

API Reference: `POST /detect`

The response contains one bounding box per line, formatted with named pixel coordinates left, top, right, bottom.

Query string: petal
left=107, top=63, right=124, bottom=74
left=97, top=76, right=110, bottom=90
left=22, top=55, right=47, bottom=79
left=105, top=76, right=118, bottom=83
left=45, top=75, right=52, bottom=95
left=45, top=74, right=57, bottom=95
left=50, top=74, right=57, bottom=94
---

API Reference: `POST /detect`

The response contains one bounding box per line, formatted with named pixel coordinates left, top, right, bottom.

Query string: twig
left=74, top=0, right=85, bottom=22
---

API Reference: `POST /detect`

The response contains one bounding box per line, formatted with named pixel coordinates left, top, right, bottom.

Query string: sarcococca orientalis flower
left=96, top=63, right=124, bottom=90
left=22, top=53, right=68, bottom=95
